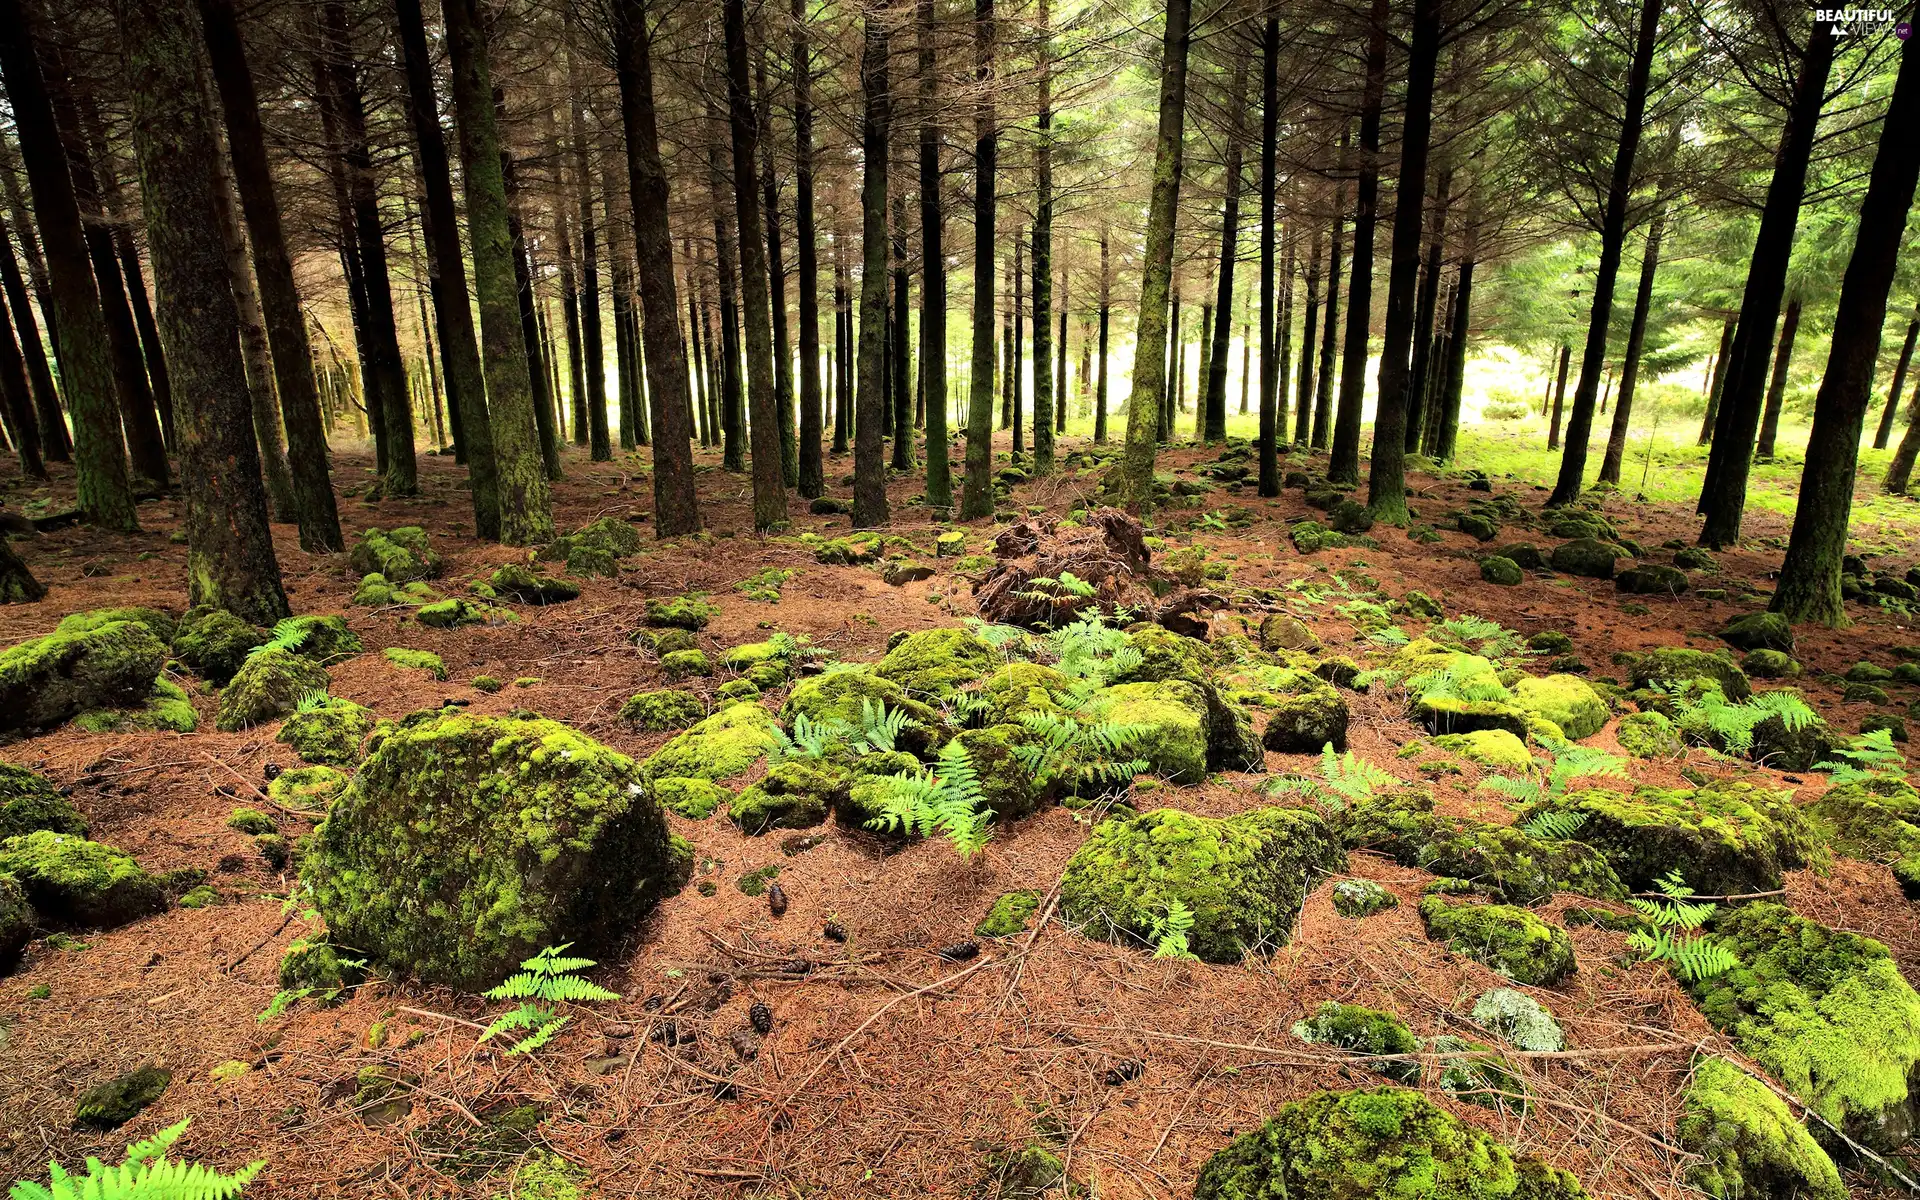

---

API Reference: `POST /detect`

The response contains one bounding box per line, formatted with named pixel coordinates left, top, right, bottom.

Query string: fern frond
left=1519, top=809, right=1587, bottom=840
left=507, top=1014, right=570, bottom=1056
left=1477, top=776, right=1543, bottom=805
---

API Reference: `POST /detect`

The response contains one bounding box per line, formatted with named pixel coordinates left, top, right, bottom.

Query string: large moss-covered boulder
left=1344, top=790, right=1624, bottom=904
left=1434, top=729, right=1534, bottom=769
left=1615, top=710, right=1684, bottom=758
left=619, top=689, right=707, bottom=732
left=489, top=562, right=581, bottom=605
left=1511, top=674, right=1607, bottom=740
left=728, top=760, right=848, bottom=832
left=1809, top=775, right=1920, bottom=896
left=0, top=620, right=166, bottom=734
left=1291, top=1001, right=1420, bottom=1083
left=1395, top=643, right=1532, bottom=737
left=170, top=607, right=265, bottom=684
left=349, top=526, right=442, bottom=582
left=277, top=698, right=376, bottom=766
left=640, top=703, right=783, bottom=784
left=874, top=627, right=998, bottom=700
left=73, top=677, right=198, bottom=734
left=1549, top=538, right=1619, bottom=579
left=955, top=724, right=1048, bottom=817
left=644, top=593, right=715, bottom=631
left=1059, top=805, right=1342, bottom=963
left=781, top=668, right=943, bottom=753
left=216, top=649, right=330, bottom=731
left=278, top=614, right=362, bottom=665
left=1194, top=1086, right=1588, bottom=1200
left=1258, top=614, right=1322, bottom=653
left=969, top=661, right=1071, bottom=725
left=1528, top=780, right=1820, bottom=895
left=1079, top=680, right=1209, bottom=784
left=1679, top=1056, right=1845, bottom=1200
left=1626, top=648, right=1750, bottom=700
left=1688, top=903, right=1920, bottom=1150
left=1114, top=626, right=1213, bottom=687
left=1419, top=896, right=1575, bottom=986
left=1616, top=563, right=1688, bottom=596
left=55, top=606, right=177, bottom=644
left=1257, top=670, right=1349, bottom=754
left=0, top=832, right=165, bottom=929
left=305, top=714, right=690, bottom=990
left=0, top=764, right=87, bottom=841
left=1721, top=612, right=1795, bottom=654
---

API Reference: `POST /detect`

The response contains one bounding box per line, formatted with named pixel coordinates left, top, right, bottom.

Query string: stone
left=268, top=766, right=348, bottom=809
left=1292, top=1001, right=1419, bottom=1082
left=1457, top=513, right=1499, bottom=541
left=0, top=873, right=31, bottom=972
left=1615, top=711, right=1684, bottom=758
left=73, top=1066, right=172, bottom=1132
left=729, top=760, right=845, bottom=832
left=171, top=609, right=267, bottom=687
left=641, top=703, right=784, bottom=784
left=1498, top=544, right=1547, bottom=570
left=976, top=889, right=1043, bottom=938
left=781, top=669, right=942, bottom=752
left=1809, top=775, right=1920, bottom=898
left=0, top=619, right=166, bottom=734
left=277, top=698, right=375, bottom=767
left=619, top=689, right=707, bottom=731
left=1626, top=648, right=1750, bottom=700
left=1548, top=538, right=1619, bottom=579
left=1616, top=564, right=1688, bottom=596
left=1060, top=805, right=1343, bottom=962
left=1741, top=649, right=1800, bottom=679
left=1330, top=879, right=1398, bottom=919
left=1480, top=556, right=1524, bottom=586
left=216, top=649, right=330, bottom=731
left=304, top=714, right=689, bottom=989
left=1419, top=896, right=1575, bottom=986
left=1472, top=988, right=1564, bottom=1052
left=382, top=647, right=445, bottom=680
left=1258, top=671, right=1350, bottom=755
left=881, top=559, right=936, bottom=586
left=1526, top=630, right=1574, bottom=655
left=1532, top=780, right=1820, bottom=894
left=1679, top=1057, right=1844, bottom=1200
left=348, top=526, right=442, bottom=581
left=0, top=764, right=87, bottom=841
left=1257, top=614, right=1321, bottom=653
left=649, top=777, right=732, bottom=820
left=808, top=496, right=848, bottom=515
left=1721, top=612, right=1794, bottom=653
left=1080, top=680, right=1210, bottom=783
left=0, top=832, right=165, bottom=929
left=645, top=593, right=716, bottom=630
left=1434, top=729, right=1533, bottom=769
left=1329, top=499, right=1375, bottom=535
left=1511, top=674, right=1608, bottom=740
left=490, top=562, right=581, bottom=604
left=72, top=677, right=198, bottom=735
left=1674, top=547, right=1717, bottom=571
left=661, top=648, right=712, bottom=680
left=873, top=627, right=998, bottom=700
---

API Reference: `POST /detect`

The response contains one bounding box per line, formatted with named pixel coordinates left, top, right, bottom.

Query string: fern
left=1663, top=681, right=1816, bottom=758
left=769, top=712, right=852, bottom=763
left=1407, top=660, right=1510, bottom=705
left=1149, top=897, right=1199, bottom=960
left=1366, top=625, right=1411, bottom=647
left=1627, top=873, right=1737, bottom=983
left=293, top=688, right=333, bottom=715
left=1479, top=742, right=1625, bottom=807
left=1815, top=727, right=1906, bottom=784
left=9, top=1118, right=263, bottom=1200
left=478, top=944, right=618, bottom=1056
left=849, top=697, right=914, bottom=753
left=1432, top=615, right=1525, bottom=659
left=1013, top=710, right=1150, bottom=795
left=245, top=618, right=311, bottom=663
left=1265, top=743, right=1396, bottom=814
left=864, top=739, right=994, bottom=858
left=1043, top=613, right=1141, bottom=683
left=1518, top=809, right=1588, bottom=840
left=962, top=618, right=1035, bottom=653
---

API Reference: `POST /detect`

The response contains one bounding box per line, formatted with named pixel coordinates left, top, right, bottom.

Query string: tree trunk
left=0, top=0, right=136, bottom=529
left=1311, top=156, right=1345, bottom=448
left=1404, top=169, right=1451, bottom=454
left=793, top=0, right=825, bottom=498
left=1698, top=314, right=1735, bottom=444
left=1698, top=19, right=1835, bottom=545
left=1295, top=227, right=1321, bottom=452
left=1094, top=231, right=1109, bottom=445
left=1755, top=294, right=1802, bottom=460
left=601, top=153, right=640, bottom=451
left=1598, top=201, right=1666, bottom=484
left=1204, top=58, right=1248, bottom=447
left=1435, top=253, right=1475, bottom=461
left=853, top=0, right=892, bottom=528
left=1329, top=0, right=1389, bottom=487
left=1116, top=0, right=1193, bottom=509
left=833, top=250, right=851, bottom=455
left=505, top=162, right=562, bottom=480
left=1875, top=308, right=1918, bottom=449
left=1257, top=18, right=1279, bottom=490
left=1547, top=344, right=1570, bottom=448
left=1011, top=230, right=1024, bottom=456
left=116, top=0, right=288, bottom=622
left=0, top=535, right=44, bottom=603
left=0, top=210, right=66, bottom=461
left=566, top=39, right=611, bottom=464
left=890, top=188, right=914, bottom=470
left=1772, top=31, right=1917, bottom=625
left=0, top=271, right=46, bottom=479
left=444, top=0, right=552, bottom=543
left=918, top=0, right=951, bottom=508
left=1885, top=371, right=1920, bottom=494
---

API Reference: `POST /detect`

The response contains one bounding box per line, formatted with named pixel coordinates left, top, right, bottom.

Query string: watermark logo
left=1814, top=8, right=1905, bottom=35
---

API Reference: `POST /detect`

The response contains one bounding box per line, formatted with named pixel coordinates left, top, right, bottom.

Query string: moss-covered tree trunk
left=1328, top=0, right=1387, bottom=488
left=919, top=0, right=951, bottom=509
left=116, top=0, right=289, bottom=625
left=0, top=536, right=43, bottom=603
left=1115, top=0, right=1193, bottom=510
left=443, top=0, right=553, bottom=544
left=1598, top=201, right=1666, bottom=485
left=1754, top=295, right=1801, bottom=460
left=1772, top=28, right=1917, bottom=627
left=0, top=1, right=136, bottom=530
left=853, top=2, right=892, bottom=529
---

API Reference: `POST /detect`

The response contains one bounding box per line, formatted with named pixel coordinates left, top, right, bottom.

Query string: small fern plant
left=479, top=944, right=619, bottom=1056
left=1432, top=614, right=1525, bottom=659
left=1406, top=659, right=1510, bottom=706
left=1149, top=897, right=1200, bottom=960
left=849, top=697, right=914, bottom=753
left=769, top=712, right=851, bottom=763
left=9, top=1118, right=263, bottom=1200
left=865, top=739, right=994, bottom=858
left=1045, top=613, right=1141, bottom=683
left=246, top=618, right=312, bottom=662
left=1013, top=710, right=1150, bottom=796
left=1815, top=727, right=1907, bottom=784
left=1480, top=743, right=1627, bottom=808
left=1266, top=743, right=1396, bottom=814
left=1015, top=572, right=1097, bottom=624
left=1662, top=681, right=1817, bottom=758
left=1519, top=809, right=1589, bottom=841
left=1627, top=873, right=1739, bottom=983
left=293, top=688, right=334, bottom=715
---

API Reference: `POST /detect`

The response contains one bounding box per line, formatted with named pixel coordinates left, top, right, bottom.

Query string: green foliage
left=245, top=618, right=312, bottom=664
left=1012, top=708, right=1149, bottom=795
left=1480, top=743, right=1626, bottom=807
left=864, top=740, right=994, bottom=858
left=1661, top=681, right=1816, bottom=757
left=293, top=688, right=331, bottom=714
left=1628, top=874, right=1738, bottom=983
left=1042, top=613, right=1142, bottom=683
left=1149, top=896, right=1199, bottom=960
left=1432, top=615, right=1526, bottom=659
left=8, top=1119, right=263, bottom=1200
left=480, top=944, right=619, bottom=1057
left=1519, top=809, right=1589, bottom=841
left=1266, top=743, right=1396, bottom=814
left=1815, top=727, right=1906, bottom=784
left=737, top=568, right=796, bottom=602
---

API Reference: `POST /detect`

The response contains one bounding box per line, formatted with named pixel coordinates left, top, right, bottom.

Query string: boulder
left=1329, top=499, right=1375, bottom=535
left=619, top=689, right=707, bottom=732
left=728, top=760, right=845, bottom=832
left=1344, top=790, right=1625, bottom=904
left=1549, top=538, right=1619, bottom=579
left=0, top=832, right=165, bottom=929
left=1721, top=612, right=1794, bottom=653
left=305, top=714, right=690, bottom=989
left=1472, top=988, right=1564, bottom=1052
left=970, top=662, right=1071, bottom=725
left=348, top=526, right=442, bottom=581
left=1258, top=614, right=1322, bottom=653
left=268, top=766, right=348, bottom=809
left=1741, top=649, right=1800, bottom=679
left=1433, top=729, right=1533, bottom=769
left=1480, top=556, right=1524, bottom=586
left=0, top=873, right=30, bottom=973
left=1529, top=780, right=1820, bottom=894
left=1527, top=630, right=1575, bottom=654
left=650, top=777, right=732, bottom=819
left=1809, top=775, right=1920, bottom=897
left=1419, top=896, right=1574, bottom=986
left=1060, top=805, right=1342, bottom=962
left=641, top=702, right=784, bottom=783
left=1626, top=647, right=1750, bottom=700
left=216, top=649, right=330, bottom=731
left=781, top=669, right=942, bottom=752
left=1079, top=680, right=1209, bottom=783
left=644, top=593, right=715, bottom=630
left=0, top=764, right=87, bottom=841
left=1330, top=879, right=1399, bottom=919
left=1292, top=1001, right=1419, bottom=1082
left=1616, top=564, right=1688, bottom=596
left=1679, top=1057, right=1844, bottom=1200
left=55, top=606, right=177, bottom=644
left=1614, top=711, right=1684, bottom=758
left=1498, top=544, right=1547, bottom=570
left=874, top=627, right=998, bottom=701
left=73, top=677, right=197, bottom=734
left=661, top=648, right=712, bottom=680
left=0, top=619, right=166, bottom=734
left=489, top=563, right=581, bottom=604
left=74, top=1065, right=172, bottom=1132
left=1674, top=547, right=1717, bottom=571
left=1511, top=674, right=1608, bottom=740
left=1258, top=671, right=1349, bottom=754
left=277, top=698, right=375, bottom=766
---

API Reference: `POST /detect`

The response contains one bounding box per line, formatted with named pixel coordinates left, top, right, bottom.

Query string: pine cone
left=767, top=883, right=789, bottom=916
left=749, top=1001, right=774, bottom=1034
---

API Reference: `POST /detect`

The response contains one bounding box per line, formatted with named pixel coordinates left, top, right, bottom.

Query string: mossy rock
left=1548, top=538, right=1619, bottom=579
left=1547, top=510, right=1618, bottom=541
left=1472, top=987, right=1564, bottom=1052
left=1616, top=563, right=1688, bottom=596
left=645, top=593, right=715, bottom=630
left=1510, top=674, right=1608, bottom=740
left=275, top=615, right=361, bottom=666
left=226, top=806, right=275, bottom=835
left=955, top=724, right=1048, bottom=818
left=1527, top=631, right=1575, bottom=655
left=831, top=751, right=926, bottom=828
left=874, top=627, right=998, bottom=701
left=1529, top=780, right=1819, bottom=895
left=1059, top=805, right=1343, bottom=963
left=415, top=598, right=493, bottom=628
left=729, top=760, right=846, bottom=833
left=1331, top=878, right=1398, bottom=918
left=1080, top=680, right=1208, bottom=784
left=278, top=936, right=363, bottom=997
left=170, top=607, right=267, bottom=684
left=1343, top=789, right=1624, bottom=904
left=1433, top=729, right=1533, bottom=769
left=490, top=562, right=580, bottom=605
left=813, top=533, right=885, bottom=565
left=277, top=698, right=375, bottom=766
left=1194, top=1086, right=1588, bottom=1200
left=649, top=776, right=732, bottom=820
left=661, top=649, right=712, bottom=680
left=268, top=765, right=348, bottom=809
left=1679, top=1056, right=1844, bottom=1200
left=1721, top=612, right=1794, bottom=654
left=619, top=689, right=707, bottom=732
left=72, top=676, right=198, bottom=735
left=781, top=669, right=943, bottom=753
left=305, top=714, right=689, bottom=990
left=1748, top=712, right=1837, bottom=773
left=640, top=703, right=783, bottom=784
left=1290, top=521, right=1374, bottom=554
left=0, top=873, right=32, bottom=972
left=1292, top=1001, right=1419, bottom=1082
left=1614, top=710, right=1684, bottom=758
left=717, top=679, right=761, bottom=702
left=0, top=764, right=86, bottom=841
left=1419, top=896, right=1575, bottom=986
left=1808, top=775, right=1920, bottom=898
left=976, top=889, right=1043, bottom=938
left=1480, top=556, right=1524, bottom=586
left=0, top=619, right=166, bottom=734
left=1675, top=547, right=1717, bottom=571
left=382, top=647, right=446, bottom=680
left=73, top=1065, right=172, bottom=1132
left=348, top=526, right=442, bottom=582
left=216, top=649, right=331, bottom=731
left=0, top=832, right=165, bottom=929
left=1499, top=544, right=1547, bottom=570
left=969, top=662, right=1071, bottom=725
left=1258, top=614, right=1322, bottom=653
left=1257, top=670, right=1349, bottom=755
left=1688, top=902, right=1920, bottom=1150
left=55, top=606, right=177, bottom=644
left=1741, top=649, right=1800, bottom=679
left=1626, top=648, right=1750, bottom=700
left=1114, top=625, right=1215, bottom=687
left=352, top=572, right=398, bottom=606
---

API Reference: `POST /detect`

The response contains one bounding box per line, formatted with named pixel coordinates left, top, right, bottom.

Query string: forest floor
left=1, top=424, right=1917, bottom=1200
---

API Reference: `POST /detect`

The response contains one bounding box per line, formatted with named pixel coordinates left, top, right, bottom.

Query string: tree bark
left=1328, top=0, right=1388, bottom=487
left=1255, top=18, right=1280, bottom=492
left=1295, top=227, right=1321, bottom=452
left=853, top=0, right=892, bottom=528
left=1547, top=343, right=1570, bottom=448
left=890, top=187, right=914, bottom=470
left=1598, top=201, right=1665, bottom=484
left=504, top=157, right=562, bottom=480
left=1874, top=308, right=1918, bottom=449
left=1698, top=314, right=1734, bottom=444
left=0, top=209, right=66, bottom=461
left=918, top=0, right=951, bottom=508
left=1204, top=58, right=1249, bottom=447
left=1094, top=230, right=1109, bottom=445
left=1772, top=29, right=1917, bottom=625
left=566, top=35, right=611, bottom=464
left=1404, top=168, right=1451, bottom=454
left=116, top=0, right=289, bottom=623
left=0, top=268, right=46, bottom=479
left=793, top=0, right=825, bottom=499
left=1311, top=153, right=1345, bottom=448
left=1885, top=370, right=1920, bottom=494
left=1755, top=295, right=1801, bottom=460
left=1435, top=253, right=1475, bottom=461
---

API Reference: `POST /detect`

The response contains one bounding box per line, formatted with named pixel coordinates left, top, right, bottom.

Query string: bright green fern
left=1479, top=742, right=1626, bottom=807
left=1518, top=809, right=1589, bottom=841
left=9, top=1118, right=263, bottom=1200
left=1627, top=873, right=1739, bottom=983
left=479, top=944, right=619, bottom=1057
left=1432, top=614, right=1526, bottom=659
left=1013, top=709, right=1150, bottom=796
left=1661, top=681, right=1816, bottom=759
left=865, top=739, right=994, bottom=858
left=1815, top=727, right=1907, bottom=784
left=1149, top=897, right=1199, bottom=960
left=1265, top=743, right=1397, bottom=814
left=245, top=618, right=312, bottom=662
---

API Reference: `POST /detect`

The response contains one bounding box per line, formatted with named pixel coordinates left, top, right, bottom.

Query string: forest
left=0, top=0, right=1917, bottom=1194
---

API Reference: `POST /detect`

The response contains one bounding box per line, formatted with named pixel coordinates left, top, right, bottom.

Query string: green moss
left=255, top=832, right=290, bottom=868
left=489, top=562, right=581, bottom=604
left=635, top=628, right=697, bottom=655
left=1433, top=729, right=1533, bottom=768
left=348, top=526, right=443, bottom=581
left=645, top=593, right=715, bottom=630
left=1116, top=626, right=1215, bottom=687
left=813, top=533, right=885, bottom=564
left=73, top=1065, right=172, bottom=1132
left=1194, top=1086, right=1588, bottom=1200
left=729, top=760, right=847, bottom=832
left=0, top=764, right=86, bottom=841
left=1615, top=711, right=1684, bottom=758
left=217, top=648, right=331, bottom=731
left=1331, top=878, right=1398, bottom=918
left=1292, top=1001, right=1420, bottom=1082
left=650, top=777, right=732, bottom=819
left=0, top=620, right=167, bottom=733
left=176, top=884, right=217, bottom=909
left=382, top=647, right=446, bottom=680
left=1472, top=988, right=1564, bottom=1052
left=661, top=648, right=712, bottom=680
left=1511, top=675, right=1607, bottom=740
left=619, top=689, right=707, bottom=732
left=1809, top=775, right=1920, bottom=898
left=1480, top=556, right=1524, bottom=586
left=976, top=889, right=1043, bottom=937
left=641, top=703, right=783, bottom=784
left=268, top=766, right=348, bottom=809
left=1742, top=649, right=1801, bottom=679
left=1626, top=648, right=1751, bottom=701
left=1679, top=1056, right=1845, bottom=1200
left=874, top=627, right=999, bottom=700
left=56, top=606, right=177, bottom=643
left=1688, top=903, right=1920, bottom=1149
left=1060, top=805, right=1343, bottom=963
left=1080, top=680, right=1209, bottom=783
left=471, top=675, right=503, bottom=693
left=226, top=807, right=275, bottom=835
left=490, top=1152, right=585, bottom=1200
left=955, top=724, right=1048, bottom=818
left=415, top=598, right=496, bottom=628
left=278, top=937, right=362, bottom=997
left=1548, top=537, right=1619, bottom=578
left=304, top=714, right=689, bottom=990
left=1530, top=780, right=1821, bottom=894
left=1344, top=789, right=1625, bottom=904
left=1418, top=896, right=1576, bottom=986
left=781, top=670, right=942, bottom=752
left=278, top=614, right=362, bottom=665
left=0, top=832, right=165, bottom=929
left=1256, top=670, right=1350, bottom=754
left=277, top=698, right=375, bottom=766
left=352, top=572, right=399, bottom=606
left=170, top=607, right=267, bottom=685
left=73, top=676, right=198, bottom=734
left=0, top=873, right=31, bottom=970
